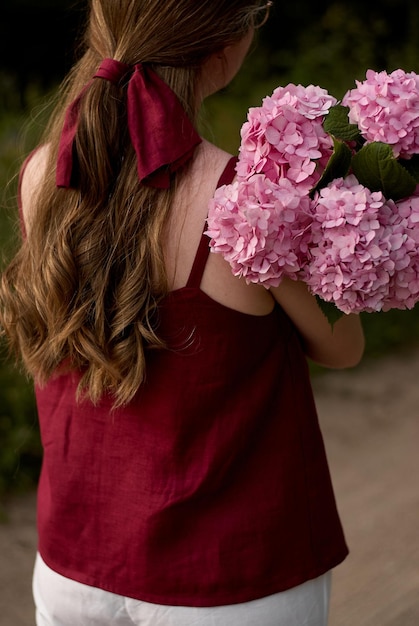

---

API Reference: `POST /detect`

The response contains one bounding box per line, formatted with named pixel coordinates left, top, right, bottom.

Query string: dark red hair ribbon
left=56, top=58, right=202, bottom=189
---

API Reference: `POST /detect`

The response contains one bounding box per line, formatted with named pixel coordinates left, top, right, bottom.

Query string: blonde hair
left=0, top=0, right=266, bottom=407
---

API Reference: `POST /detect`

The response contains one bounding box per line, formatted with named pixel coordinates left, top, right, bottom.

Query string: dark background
left=1, top=0, right=419, bottom=109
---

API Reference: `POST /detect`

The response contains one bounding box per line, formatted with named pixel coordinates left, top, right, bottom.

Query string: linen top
left=32, top=157, right=348, bottom=607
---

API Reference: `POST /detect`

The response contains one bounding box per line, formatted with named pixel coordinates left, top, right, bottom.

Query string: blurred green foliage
left=1, top=0, right=419, bottom=497
left=0, top=98, right=50, bottom=498
left=0, top=342, right=40, bottom=497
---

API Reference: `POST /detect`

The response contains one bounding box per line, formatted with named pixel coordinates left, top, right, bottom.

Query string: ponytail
left=0, top=0, right=266, bottom=406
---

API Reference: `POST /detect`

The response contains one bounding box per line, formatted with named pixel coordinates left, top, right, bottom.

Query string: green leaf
left=399, top=154, right=419, bottom=184
left=311, top=138, right=352, bottom=196
left=323, top=105, right=362, bottom=143
left=315, top=296, right=345, bottom=327
left=351, top=142, right=417, bottom=201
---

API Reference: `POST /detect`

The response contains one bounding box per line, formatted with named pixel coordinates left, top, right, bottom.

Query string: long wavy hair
left=0, top=0, right=268, bottom=407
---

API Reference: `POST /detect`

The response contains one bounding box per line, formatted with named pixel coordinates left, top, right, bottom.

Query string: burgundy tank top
left=33, top=157, right=348, bottom=606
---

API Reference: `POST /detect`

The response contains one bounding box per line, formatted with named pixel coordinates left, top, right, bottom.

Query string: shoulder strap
left=186, top=156, right=238, bottom=288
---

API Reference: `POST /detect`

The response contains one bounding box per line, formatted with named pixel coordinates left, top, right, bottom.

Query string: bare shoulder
left=191, top=140, right=235, bottom=190
left=20, top=144, right=50, bottom=229
left=189, top=141, right=276, bottom=316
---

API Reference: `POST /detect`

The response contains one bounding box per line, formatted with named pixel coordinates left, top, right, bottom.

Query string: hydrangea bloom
left=237, top=84, right=336, bottom=193
left=206, top=174, right=312, bottom=286
left=384, top=193, right=419, bottom=310
left=303, top=176, right=398, bottom=313
left=303, top=180, right=419, bottom=313
left=342, top=69, right=419, bottom=157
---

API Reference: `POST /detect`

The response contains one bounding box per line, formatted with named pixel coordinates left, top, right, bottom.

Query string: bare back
left=164, top=140, right=275, bottom=315
left=21, top=141, right=275, bottom=319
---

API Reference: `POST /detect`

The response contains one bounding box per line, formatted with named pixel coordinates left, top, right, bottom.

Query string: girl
left=0, top=1, right=364, bottom=624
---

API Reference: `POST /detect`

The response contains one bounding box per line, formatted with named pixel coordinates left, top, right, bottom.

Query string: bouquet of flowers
left=206, top=69, right=419, bottom=322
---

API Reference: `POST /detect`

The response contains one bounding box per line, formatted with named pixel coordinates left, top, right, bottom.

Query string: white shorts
left=33, top=552, right=331, bottom=626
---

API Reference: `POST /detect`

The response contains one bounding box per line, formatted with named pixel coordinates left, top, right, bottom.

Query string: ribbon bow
left=56, top=58, right=202, bottom=189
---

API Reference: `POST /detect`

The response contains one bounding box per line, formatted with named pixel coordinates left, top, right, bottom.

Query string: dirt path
left=1, top=350, right=418, bottom=625
left=315, top=350, right=419, bottom=625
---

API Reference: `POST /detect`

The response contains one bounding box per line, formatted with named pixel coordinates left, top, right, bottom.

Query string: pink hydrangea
left=237, top=84, right=336, bottom=193
left=206, top=174, right=312, bottom=286
left=342, top=69, right=419, bottom=157
left=303, top=176, right=399, bottom=313
left=270, top=83, right=338, bottom=120
left=383, top=193, right=419, bottom=310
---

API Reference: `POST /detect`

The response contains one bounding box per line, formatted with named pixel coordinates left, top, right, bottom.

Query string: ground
left=1, top=349, right=418, bottom=625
